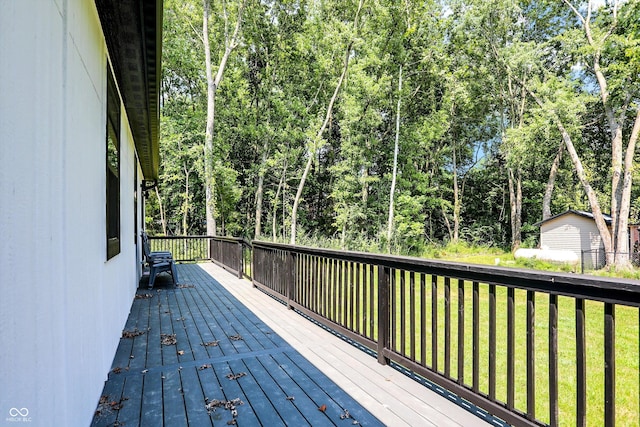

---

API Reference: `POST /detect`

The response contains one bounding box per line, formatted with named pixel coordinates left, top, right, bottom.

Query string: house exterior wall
left=0, top=1, right=142, bottom=425
left=540, top=213, right=604, bottom=268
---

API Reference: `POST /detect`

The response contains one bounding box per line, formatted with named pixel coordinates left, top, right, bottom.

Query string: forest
left=146, top=0, right=640, bottom=269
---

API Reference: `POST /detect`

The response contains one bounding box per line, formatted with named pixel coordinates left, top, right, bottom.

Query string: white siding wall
left=540, top=214, right=604, bottom=266
left=0, top=1, right=141, bottom=425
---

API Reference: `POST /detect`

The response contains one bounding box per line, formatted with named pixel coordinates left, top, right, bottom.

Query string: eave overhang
left=95, top=0, right=163, bottom=180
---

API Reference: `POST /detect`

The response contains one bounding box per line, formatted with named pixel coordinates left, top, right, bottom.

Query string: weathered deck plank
left=200, top=262, right=497, bottom=427
left=91, top=264, right=386, bottom=427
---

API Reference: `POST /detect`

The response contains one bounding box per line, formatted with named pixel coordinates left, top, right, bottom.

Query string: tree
left=290, top=0, right=365, bottom=245
left=203, top=0, right=247, bottom=236
left=559, top=0, right=640, bottom=268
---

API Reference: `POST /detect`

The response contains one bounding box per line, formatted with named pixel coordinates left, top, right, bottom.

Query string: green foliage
left=153, top=0, right=639, bottom=276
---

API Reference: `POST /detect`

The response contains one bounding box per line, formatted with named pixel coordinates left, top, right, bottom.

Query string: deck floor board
left=92, top=264, right=386, bottom=426
left=200, top=262, right=497, bottom=427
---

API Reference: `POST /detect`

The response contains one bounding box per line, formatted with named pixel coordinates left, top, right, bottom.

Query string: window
left=106, top=66, right=121, bottom=260
left=134, top=156, right=138, bottom=245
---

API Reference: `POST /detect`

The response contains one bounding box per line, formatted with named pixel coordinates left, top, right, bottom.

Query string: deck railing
left=148, top=235, right=211, bottom=262
left=209, top=236, right=253, bottom=279
left=245, top=240, right=640, bottom=427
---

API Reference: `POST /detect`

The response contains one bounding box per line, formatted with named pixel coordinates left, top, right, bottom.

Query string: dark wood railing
left=246, top=241, right=640, bottom=427
left=209, top=236, right=252, bottom=279
left=148, top=235, right=211, bottom=262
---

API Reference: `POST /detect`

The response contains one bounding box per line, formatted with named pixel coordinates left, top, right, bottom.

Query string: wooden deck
left=92, top=263, right=497, bottom=426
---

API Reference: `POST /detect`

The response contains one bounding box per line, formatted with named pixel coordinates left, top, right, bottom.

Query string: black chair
left=141, top=232, right=178, bottom=289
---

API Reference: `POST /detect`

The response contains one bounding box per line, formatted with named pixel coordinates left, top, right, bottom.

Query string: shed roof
left=95, top=0, right=163, bottom=180
left=533, top=210, right=613, bottom=227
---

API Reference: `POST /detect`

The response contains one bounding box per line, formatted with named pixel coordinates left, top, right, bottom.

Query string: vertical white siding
left=540, top=213, right=604, bottom=267
left=0, top=1, right=141, bottom=425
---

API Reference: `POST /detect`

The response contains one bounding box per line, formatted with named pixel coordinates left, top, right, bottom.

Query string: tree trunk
left=564, top=0, right=635, bottom=268
left=442, top=205, right=453, bottom=242
left=542, top=141, right=564, bottom=220
left=155, top=186, right=167, bottom=236
left=182, top=162, right=190, bottom=235
left=452, top=144, right=460, bottom=243
left=203, top=0, right=216, bottom=236
left=557, top=118, right=614, bottom=264
left=387, top=65, right=402, bottom=252
left=254, top=139, right=269, bottom=239
left=361, top=166, right=369, bottom=205
left=271, top=160, right=287, bottom=242
left=508, top=168, right=522, bottom=250
left=615, top=108, right=640, bottom=265
left=522, top=83, right=614, bottom=265
left=202, top=0, right=245, bottom=237
left=289, top=0, right=364, bottom=245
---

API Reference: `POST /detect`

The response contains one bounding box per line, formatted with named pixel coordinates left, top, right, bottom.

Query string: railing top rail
left=252, top=240, right=640, bottom=307
left=211, top=236, right=245, bottom=243
left=148, top=235, right=213, bottom=239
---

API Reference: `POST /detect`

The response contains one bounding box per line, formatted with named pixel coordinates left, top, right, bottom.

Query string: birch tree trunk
left=387, top=65, right=402, bottom=252
left=563, top=0, right=639, bottom=268
left=290, top=0, right=364, bottom=245
left=508, top=168, right=522, bottom=250
left=155, top=186, right=167, bottom=236
left=542, top=141, right=564, bottom=221
left=452, top=144, right=460, bottom=243
left=254, top=139, right=269, bottom=239
left=203, top=0, right=246, bottom=237
left=182, top=162, right=190, bottom=235
left=270, top=158, right=287, bottom=241
left=523, top=79, right=614, bottom=266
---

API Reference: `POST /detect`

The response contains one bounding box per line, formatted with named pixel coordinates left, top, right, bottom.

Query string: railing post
left=377, top=264, right=390, bottom=365
left=286, top=251, right=296, bottom=309
left=237, top=241, right=243, bottom=279
left=209, top=238, right=214, bottom=262
left=251, top=244, right=257, bottom=288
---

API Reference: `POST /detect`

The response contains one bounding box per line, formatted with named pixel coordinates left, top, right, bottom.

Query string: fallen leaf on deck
left=286, top=396, right=295, bottom=401
left=340, top=409, right=352, bottom=420
left=111, top=367, right=122, bottom=374
left=226, top=372, right=247, bottom=380
left=177, top=284, right=195, bottom=289
left=177, top=350, right=185, bottom=355
left=135, top=293, right=153, bottom=299
left=199, top=364, right=212, bottom=371
left=160, top=334, right=177, bottom=345
left=318, top=404, right=327, bottom=412
left=205, top=397, right=244, bottom=414
left=94, top=395, right=126, bottom=416
left=201, top=340, right=220, bottom=347
left=228, top=334, right=243, bottom=341
left=122, top=328, right=146, bottom=339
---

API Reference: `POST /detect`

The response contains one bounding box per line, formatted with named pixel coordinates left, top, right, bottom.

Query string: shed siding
left=0, top=1, right=142, bottom=425
left=540, top=213, right=604, bottom=267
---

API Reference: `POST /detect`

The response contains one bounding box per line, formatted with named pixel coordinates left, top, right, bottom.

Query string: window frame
left=106, top=65, right=121, bottom=260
